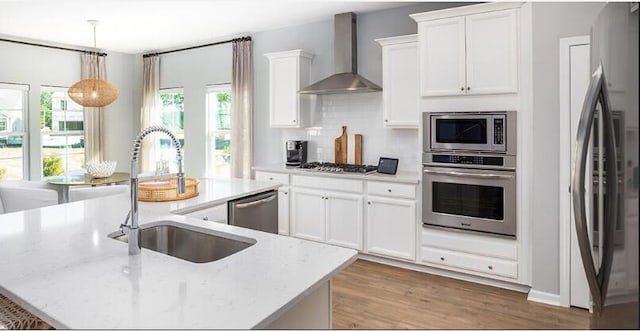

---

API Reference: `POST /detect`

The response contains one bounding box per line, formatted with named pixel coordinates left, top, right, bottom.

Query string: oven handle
left=423, top=168, right=514, bottom=180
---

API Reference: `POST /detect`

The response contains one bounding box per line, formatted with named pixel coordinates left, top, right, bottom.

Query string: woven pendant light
left=68, top=20, right=119, bottom=108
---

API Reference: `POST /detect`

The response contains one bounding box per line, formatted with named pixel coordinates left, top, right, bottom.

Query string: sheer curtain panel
left=82, top=53, right=107, bottom=163
left=231, top=38, right=254, bottom=179
left=140, top=55, right=160, bottom=173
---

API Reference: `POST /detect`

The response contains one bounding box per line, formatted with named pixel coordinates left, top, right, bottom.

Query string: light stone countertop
left=0, top=178, right=357, bottom=329
left=253, top=163, right=420, bottom=184
left=137, top=177, right=282, bottom=218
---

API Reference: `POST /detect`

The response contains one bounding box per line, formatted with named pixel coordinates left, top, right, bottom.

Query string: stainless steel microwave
left=423, top=112, right=517, bottom=155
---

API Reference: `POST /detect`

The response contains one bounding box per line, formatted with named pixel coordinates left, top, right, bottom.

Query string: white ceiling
left=0, top=0, right=412, bottom=54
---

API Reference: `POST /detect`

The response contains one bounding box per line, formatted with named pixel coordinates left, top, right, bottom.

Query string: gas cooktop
left=299, top=162, right=378, bottom=175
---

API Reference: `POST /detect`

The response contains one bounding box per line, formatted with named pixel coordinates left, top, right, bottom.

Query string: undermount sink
left=108, top=222, right=256, bottom=263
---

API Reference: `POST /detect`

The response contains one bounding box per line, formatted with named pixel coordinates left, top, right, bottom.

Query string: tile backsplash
left=281, top=93, right=420, bottom=172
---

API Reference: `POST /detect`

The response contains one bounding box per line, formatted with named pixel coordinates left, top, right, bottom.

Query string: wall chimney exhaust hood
left=298, top=12, right=382, bottom=95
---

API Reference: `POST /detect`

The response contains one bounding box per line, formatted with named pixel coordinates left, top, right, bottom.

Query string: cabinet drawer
left=421, top=227, right=517, bottom=261
left=421, top=246, right=518, bottom=279
left=292, top=175, right=363, bottom=193
left=255, top=171, right=290, bottom=185
left=183, top=204, right=227, bottom=223
left=368, top=181, right=416, bottom=199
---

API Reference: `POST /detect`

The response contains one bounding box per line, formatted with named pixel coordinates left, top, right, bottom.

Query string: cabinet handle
left=488, top=265, right=493, bottom=270
left=460, top=87, right=464, bottom=91
left=293, top=119, right=296, bottom=123
left=384, top=119, right=388, bottom=122
left=283, top=191, right=288, bottom=195
left=387, top=189, right=392, bottom=193
left=440, top=256, right=445, bottom=261
left=467, top=86, right=471, bottom=91
left=367, top=201, right=371, bottom=205
left=269, top=177, right=273, bottom=180
left=202, top=216, right=209, bottom=221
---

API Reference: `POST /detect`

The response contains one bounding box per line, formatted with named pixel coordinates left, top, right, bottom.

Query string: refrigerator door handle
left=572, top=63, right=618, bottom=314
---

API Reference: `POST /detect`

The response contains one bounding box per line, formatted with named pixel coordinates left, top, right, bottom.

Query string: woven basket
left=0, top=294, right=50, bottom=330
left=137, top=177, right=199, bottom=202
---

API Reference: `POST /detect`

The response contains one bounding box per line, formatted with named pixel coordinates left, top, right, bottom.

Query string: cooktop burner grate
left=299, top=162, right=378, bottom=174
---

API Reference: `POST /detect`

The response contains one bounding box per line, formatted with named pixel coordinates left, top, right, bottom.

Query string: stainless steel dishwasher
left=227, top=190, right=278, bottom=234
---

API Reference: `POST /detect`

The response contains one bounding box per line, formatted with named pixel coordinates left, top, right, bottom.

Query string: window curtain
left=140, top=55, right=160, bottom=173
left=231, top=38, right=254, bottom=179
left=82, top=53, right=107, bottom=163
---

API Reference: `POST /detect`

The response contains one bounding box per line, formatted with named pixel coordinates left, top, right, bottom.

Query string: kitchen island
left=0, top=178, right=357, bottom=329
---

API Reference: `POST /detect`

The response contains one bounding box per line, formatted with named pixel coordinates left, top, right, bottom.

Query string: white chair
left=0, top=181, right=60, bottom=214
left=68, top=185, right=129, bottom=202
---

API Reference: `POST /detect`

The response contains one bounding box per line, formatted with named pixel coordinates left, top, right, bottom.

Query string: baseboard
left=527, top=289, right=562, bottom=306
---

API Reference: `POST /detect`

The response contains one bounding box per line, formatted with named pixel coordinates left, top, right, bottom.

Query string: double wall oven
left=423, top=111, right=517, bottom=237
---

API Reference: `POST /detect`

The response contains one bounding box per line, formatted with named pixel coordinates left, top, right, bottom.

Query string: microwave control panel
left=494, top=118, right=504, bottom=145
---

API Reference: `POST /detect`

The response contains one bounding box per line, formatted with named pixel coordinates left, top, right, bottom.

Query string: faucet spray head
left=176, top=174, right=186, bottom=194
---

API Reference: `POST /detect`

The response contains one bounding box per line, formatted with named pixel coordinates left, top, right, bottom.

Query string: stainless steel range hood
left=298, top=12, right=382, bottom=95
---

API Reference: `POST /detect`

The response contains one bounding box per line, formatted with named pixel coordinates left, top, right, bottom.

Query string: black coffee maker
left=286, top=140, right=307, bottom=166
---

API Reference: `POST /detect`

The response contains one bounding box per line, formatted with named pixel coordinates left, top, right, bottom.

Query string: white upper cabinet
left=376, top=34, right=420, bottom=128
left=413, top=6, right=519, bottom=97
left=465, top=9, right=518, bottom=95
left=264, top=50, right=313, bottom=128
left=418, top=17, right=466, bottom=97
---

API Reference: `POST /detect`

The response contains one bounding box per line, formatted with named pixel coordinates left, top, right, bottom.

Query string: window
left=206, top=84, right=232, bottom=178
left=156, top=88, right=185, bottom=173
left=0, top=83, right=29, bottom=180
left=40, top=86, right=85, bottom=177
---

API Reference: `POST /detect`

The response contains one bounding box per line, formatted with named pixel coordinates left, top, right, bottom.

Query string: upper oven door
left=422, top=166, right=517, bottom=236
left=425, top=113, right=508, bottom=153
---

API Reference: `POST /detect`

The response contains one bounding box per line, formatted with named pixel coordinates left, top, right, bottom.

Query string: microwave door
left=431, top=116, right=494, bottom=152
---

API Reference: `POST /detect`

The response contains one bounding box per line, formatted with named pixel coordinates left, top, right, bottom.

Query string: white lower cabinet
left=420, top=227, right=519, bottom=280
left=181, top=204, right=228, bottom=223
left=325, top=191, right=363, bottom=250
left=291, top=188, right=325, bottom=242
left=291, top=187, right=363, bottom=250
left=278, top=187, right=290, bottom=235
left=366, top=196, right=416, bottom=261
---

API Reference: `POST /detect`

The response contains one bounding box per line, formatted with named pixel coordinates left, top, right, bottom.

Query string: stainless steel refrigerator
left=572, top=2, right=639, bottom=328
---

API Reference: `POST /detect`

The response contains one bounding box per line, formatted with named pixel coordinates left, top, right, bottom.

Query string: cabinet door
left=366, top=197, right=416, bottom=260
left=465, top=9, right=518, bottom=95
left=278, top=186, right=290, bottom=235
left=418, top=16, right=466, bottom=96
left=325, top=191, right=363, bottom=250
left=382, top=40, right=419, bottom=128
left=290, top=188, right=324, bottom=242
left=269, top=57, right=299, bottom=127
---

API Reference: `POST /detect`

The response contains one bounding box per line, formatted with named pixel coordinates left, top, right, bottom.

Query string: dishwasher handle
left=234, top=195, right=277, bottom=209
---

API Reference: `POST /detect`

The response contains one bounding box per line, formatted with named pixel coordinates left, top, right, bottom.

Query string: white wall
left=252, top=3, right=467, bottom=170
left=0, top=37, right=137, bottom=178
left=530, top=2, right=605, bottom=296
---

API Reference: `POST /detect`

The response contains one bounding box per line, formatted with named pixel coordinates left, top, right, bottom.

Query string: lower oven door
left=423, top=166, right=516, bottom=236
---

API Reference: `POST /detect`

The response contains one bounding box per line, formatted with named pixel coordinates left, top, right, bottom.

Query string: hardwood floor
left=332, top=259, right=591, bottom=329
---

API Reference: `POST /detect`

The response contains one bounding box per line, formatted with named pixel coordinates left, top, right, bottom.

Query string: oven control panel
left=431, top=154, right=504, bottom=166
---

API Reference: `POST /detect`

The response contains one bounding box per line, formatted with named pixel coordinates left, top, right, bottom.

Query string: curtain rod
left=0, top=38, right=108, bottom=57
left=143, top=36, right=251, bottom=58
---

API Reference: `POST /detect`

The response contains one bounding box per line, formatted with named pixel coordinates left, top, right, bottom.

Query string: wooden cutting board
left=334, top=126, right=348, bottom=164
left=354, top=134, right=363, bottom=165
